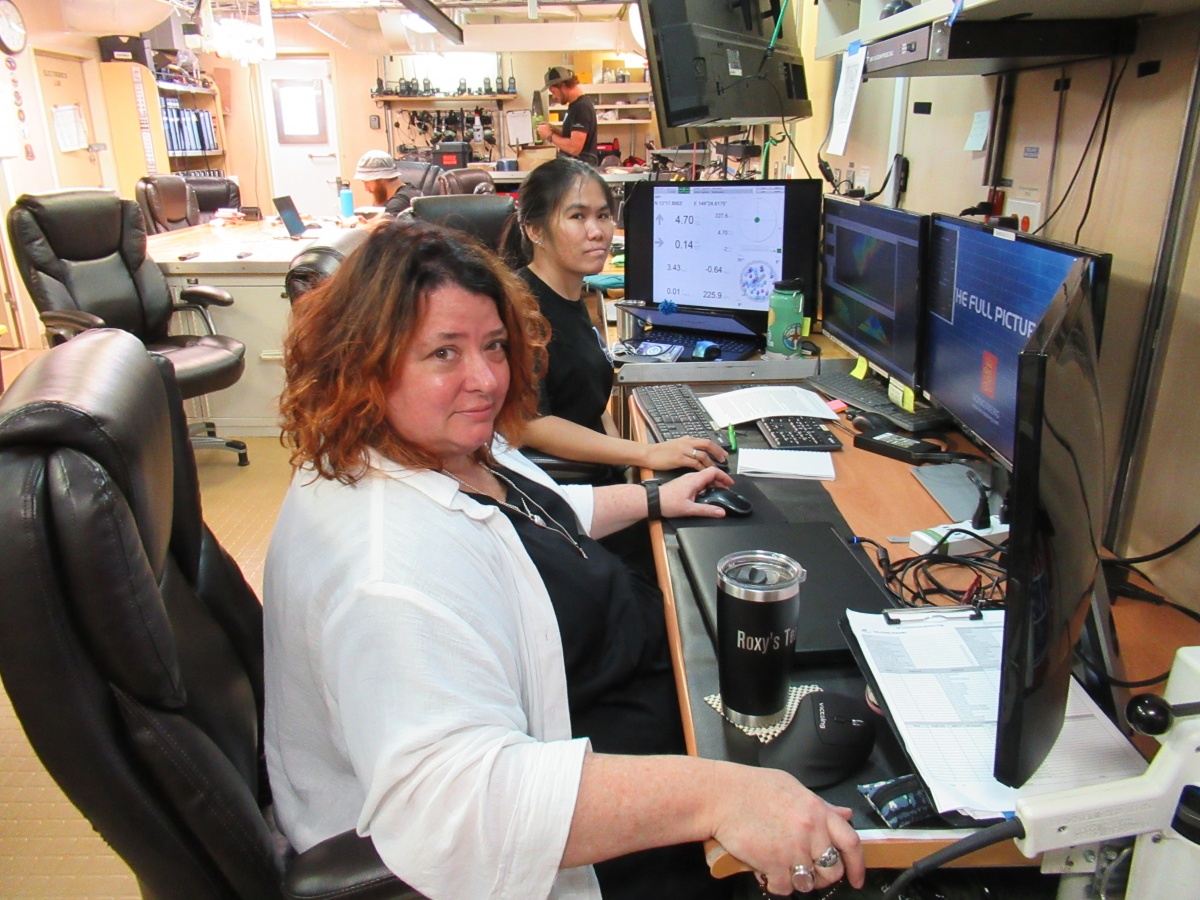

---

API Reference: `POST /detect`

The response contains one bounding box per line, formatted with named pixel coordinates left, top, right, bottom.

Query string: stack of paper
left=699, top=385, right=836, bottom=428
left=737, top=448, right=835, bottom=481
left=845, top=610, right=1147, bottom=819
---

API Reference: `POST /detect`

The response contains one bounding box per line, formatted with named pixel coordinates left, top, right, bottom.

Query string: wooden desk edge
left=628, top=397, right=1036, bottom=878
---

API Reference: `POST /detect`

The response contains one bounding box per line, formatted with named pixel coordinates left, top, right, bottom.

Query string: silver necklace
left=443, top=466, right=588, bottom=559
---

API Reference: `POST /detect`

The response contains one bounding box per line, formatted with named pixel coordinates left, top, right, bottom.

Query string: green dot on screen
left=754, top=217, right=761, bottom=223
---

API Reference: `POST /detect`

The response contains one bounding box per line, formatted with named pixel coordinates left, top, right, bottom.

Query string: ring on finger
left=815, top=846, right=841, bottom=869
left=790, top=863, right=816, bottom=893
left=690, top=448, right=698, bottom=459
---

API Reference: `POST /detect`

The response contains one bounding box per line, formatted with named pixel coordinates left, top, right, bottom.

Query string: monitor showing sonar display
left=623, top=179, right=822, bottom=333
left=820, top=197, right=928, bottom=389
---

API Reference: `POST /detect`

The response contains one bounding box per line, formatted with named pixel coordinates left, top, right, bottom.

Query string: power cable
left=1074, top=56, right=1129, bottom=244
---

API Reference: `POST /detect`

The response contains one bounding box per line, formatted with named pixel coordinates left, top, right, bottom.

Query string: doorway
left=35, top=52, right=103, bottom=189
left=259, top=56, right=340, bottom=217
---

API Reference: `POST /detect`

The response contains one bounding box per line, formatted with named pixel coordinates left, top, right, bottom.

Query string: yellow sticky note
left=887, top=380, right=917, bottom=412
left=851, top=356, right=869, bottom=379
left=801, top=316, right=812, bottom=338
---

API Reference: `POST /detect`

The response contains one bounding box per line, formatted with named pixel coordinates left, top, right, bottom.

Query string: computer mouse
left=695, top=486, right=753, bottom=516
left=761, top=691, right=877, bottom=789
left=692, top=340, right=722, bottom=360
left=850, top=410, right=893, bottom=433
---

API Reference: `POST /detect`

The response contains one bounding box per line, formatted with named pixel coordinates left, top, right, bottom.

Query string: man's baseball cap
left=544, top=66, right=575, bottom=89
left=354, top=149, right=400, bottom=181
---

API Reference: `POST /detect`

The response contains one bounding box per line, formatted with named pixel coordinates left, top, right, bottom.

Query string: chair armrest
left=524, top=451, right=623, bottom=486
left=283, top=830, right=425, bottom=900
left=40, top=310, right=106, bottom=346
left=178, top=284, right=234, bottom=307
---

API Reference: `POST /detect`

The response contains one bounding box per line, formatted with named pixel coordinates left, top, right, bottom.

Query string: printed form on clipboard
left=845, top=610, right=1147, bottom=820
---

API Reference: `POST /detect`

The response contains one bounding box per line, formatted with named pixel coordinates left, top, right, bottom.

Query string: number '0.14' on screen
left=652, top=184, right=787, bottom=314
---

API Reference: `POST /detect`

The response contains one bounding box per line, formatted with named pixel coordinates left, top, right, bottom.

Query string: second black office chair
left=0, top=329, right=422, bottom=900
left=6, top=188, right=249, bottom=465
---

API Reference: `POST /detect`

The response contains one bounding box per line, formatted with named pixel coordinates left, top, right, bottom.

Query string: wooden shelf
left=168, top=149, right=224, bottom=158
left=156, top=81, right=217, bottom=95
left=372, top=93, right=513, bottom=102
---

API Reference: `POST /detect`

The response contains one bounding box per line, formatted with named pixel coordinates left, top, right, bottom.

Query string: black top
left=383, top=185, right=419, bottom=216
left=519, top=267, right=612, bottom=433
left=477, top=466, right=729, bottom=899
left=561, top=94, right=599, bottom=166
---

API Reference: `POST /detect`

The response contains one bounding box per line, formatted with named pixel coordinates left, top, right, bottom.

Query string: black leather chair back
left=410, top=194, right=514, bottom=253
left=436, top=168, right=496, bottom=196
left=137, top=174, right=201, bottom=233
left=8, top=188, right=176, bottom=342
left=284, top=228, right=371, bottom=304
left=0, top=330, right=275, bottom=898
left=394, top=160, right=443, bottom=196
left=185, top=176, right=243, bottom=220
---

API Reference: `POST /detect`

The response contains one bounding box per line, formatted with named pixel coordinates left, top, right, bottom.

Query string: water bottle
left=764, top=278, right=807, bottom=358
left=339, top=187, right=354, bottom=218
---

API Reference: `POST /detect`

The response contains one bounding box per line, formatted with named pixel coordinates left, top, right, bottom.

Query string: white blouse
left=264, top=444, right=602, bottom=899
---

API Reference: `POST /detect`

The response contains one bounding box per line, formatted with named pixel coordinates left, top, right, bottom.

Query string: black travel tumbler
left=716, top=550, right=805, bottom=728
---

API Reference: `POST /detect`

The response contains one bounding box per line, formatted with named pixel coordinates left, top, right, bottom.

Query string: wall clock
left=0, top=0, right=27, bottom=57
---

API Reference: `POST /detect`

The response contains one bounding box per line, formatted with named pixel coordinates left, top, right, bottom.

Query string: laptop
left=676, top=521, right=894, bottom=665
left=272, top=195, right=312, bottom=238
left=617, top=303, right=763, bottom=361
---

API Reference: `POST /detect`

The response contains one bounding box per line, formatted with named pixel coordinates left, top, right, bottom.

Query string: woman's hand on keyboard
left=642, top=437, right=727, bottom=473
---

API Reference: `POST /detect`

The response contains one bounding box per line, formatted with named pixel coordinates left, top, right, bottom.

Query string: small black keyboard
left=805, top=371, right=949, bottom=432
left=757, top=417, right=843, bottom=451
left=632, top=383, right=732, bottom=448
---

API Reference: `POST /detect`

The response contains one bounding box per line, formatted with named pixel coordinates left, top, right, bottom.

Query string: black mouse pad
left=676, top=521, right=894, bottom=665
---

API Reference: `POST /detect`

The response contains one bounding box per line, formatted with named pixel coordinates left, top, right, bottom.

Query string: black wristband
left=643, top=479, right=662, bottom=521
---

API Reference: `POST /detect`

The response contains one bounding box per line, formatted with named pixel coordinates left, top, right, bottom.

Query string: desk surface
left=630, top=390, right=1200, bottom=876
left=146, top=220, right=336, bottom=276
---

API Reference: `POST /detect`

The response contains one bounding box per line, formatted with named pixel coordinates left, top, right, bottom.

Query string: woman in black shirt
left=505, top=158, right=727, bottom=472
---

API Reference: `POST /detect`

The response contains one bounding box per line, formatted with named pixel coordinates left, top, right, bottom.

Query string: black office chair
left=136, top=174, right=202, bottom=233
left=409, top=194, right=514, bottom=253
left=393, top=160, right=444, bottom=196
left=0, top=329, right=422, bottom=900
left=284, top=227, right=370, bottom=304
left=6, top=188, right=249, bottom=465
left=184, top=175, right=242, bottom=223
left=436, top=168, right=496, bottom=196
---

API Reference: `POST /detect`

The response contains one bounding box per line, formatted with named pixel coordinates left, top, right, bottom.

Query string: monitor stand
left=909, top=460, right=1005, bottom=523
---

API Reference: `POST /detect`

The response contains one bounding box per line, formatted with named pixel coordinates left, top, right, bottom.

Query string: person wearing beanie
left=353, top=149, right=418, bottom=216
left=535, top=66, right=599, bottom=167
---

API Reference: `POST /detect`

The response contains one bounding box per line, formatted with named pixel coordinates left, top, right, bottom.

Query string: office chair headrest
left=11, top=189, right=132, bottom=261
left=0, top=329, right=184, bottom=704
left=285, top=228, right=371, bottom=304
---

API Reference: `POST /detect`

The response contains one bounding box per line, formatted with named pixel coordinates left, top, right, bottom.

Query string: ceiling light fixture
left=397, top=0, right=463, bottom=45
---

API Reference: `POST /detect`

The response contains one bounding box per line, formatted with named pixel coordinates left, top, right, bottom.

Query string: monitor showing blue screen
left=923, top=216, right=1111, bottom=464
left=821, top=197, right=928, bottom=390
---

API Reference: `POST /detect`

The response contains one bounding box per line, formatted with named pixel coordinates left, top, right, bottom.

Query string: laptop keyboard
left=632, top=384, right=732, bottom=448
left=805, top=371, right=950, bottom=432
left=636, top=327, right=759, bottom=361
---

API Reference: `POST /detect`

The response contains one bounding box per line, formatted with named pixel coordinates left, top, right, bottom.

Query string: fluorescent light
left=397, top=0, right=463, bottom=45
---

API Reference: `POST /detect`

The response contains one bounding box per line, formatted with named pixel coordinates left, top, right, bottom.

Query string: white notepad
left=699, top=385, right=837, bottom=428
left=737, top=448, right=836, bottom=480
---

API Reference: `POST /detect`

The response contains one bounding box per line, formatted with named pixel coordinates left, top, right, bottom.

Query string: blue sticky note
left=848, top=40, right=862, bottom=55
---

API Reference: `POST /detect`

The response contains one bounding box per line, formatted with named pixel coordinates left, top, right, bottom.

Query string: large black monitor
left=820, top=197, right=929, bottom=390
left=623, top=179, right=823, bottom=334
left=923, top=215, right=1112, bottom=464
left=636, top=0, right=811, bottom=145
left=995, top=258, right=1109, bottom=788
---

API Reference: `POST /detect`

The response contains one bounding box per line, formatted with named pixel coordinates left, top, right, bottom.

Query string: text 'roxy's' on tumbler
left=717, top=550, right=806, bottom=728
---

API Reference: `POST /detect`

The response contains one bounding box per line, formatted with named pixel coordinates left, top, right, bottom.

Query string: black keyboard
left=632, top=384, right=732, bottom=448
left=805, top=371, right=950, bottom=432
left=637, top=327, right=759, bottom=361
left=757, top=416, right=843, bottom=451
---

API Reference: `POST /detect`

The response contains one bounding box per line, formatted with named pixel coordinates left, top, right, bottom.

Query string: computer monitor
left=820, top=197, right=929, bottom=390
left=623, top=179, right=823, bottom=336
left=923, top=215, right=1112, bottom=464
left=995, top=258, right=1109, bottom=788
left=272, top=196, right=308, bottom=238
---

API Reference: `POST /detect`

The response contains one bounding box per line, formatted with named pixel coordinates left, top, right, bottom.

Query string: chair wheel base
left=191, top=434, right=250, bottom=466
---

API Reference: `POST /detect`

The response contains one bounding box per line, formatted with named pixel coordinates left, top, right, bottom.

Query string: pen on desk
left=178, top=252, right=199, bottom=261
left=236, top=251, right=253, bottom=259
left=727, top=424, right=737, bottom=452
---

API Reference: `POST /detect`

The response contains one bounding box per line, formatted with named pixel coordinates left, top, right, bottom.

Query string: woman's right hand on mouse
left=659, top=468, right=733, bottom=519
left=704, top=760, right=865, bottom=895
left=640, top=436, right=727, bottom=473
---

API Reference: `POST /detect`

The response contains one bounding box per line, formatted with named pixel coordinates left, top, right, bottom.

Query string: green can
left=765, top=278, right=808, bottom=357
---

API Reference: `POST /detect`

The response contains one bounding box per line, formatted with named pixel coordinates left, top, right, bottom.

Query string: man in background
left=535, top=67, right=599, bottom=167
left=354, top=150, right=418, bottom=216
